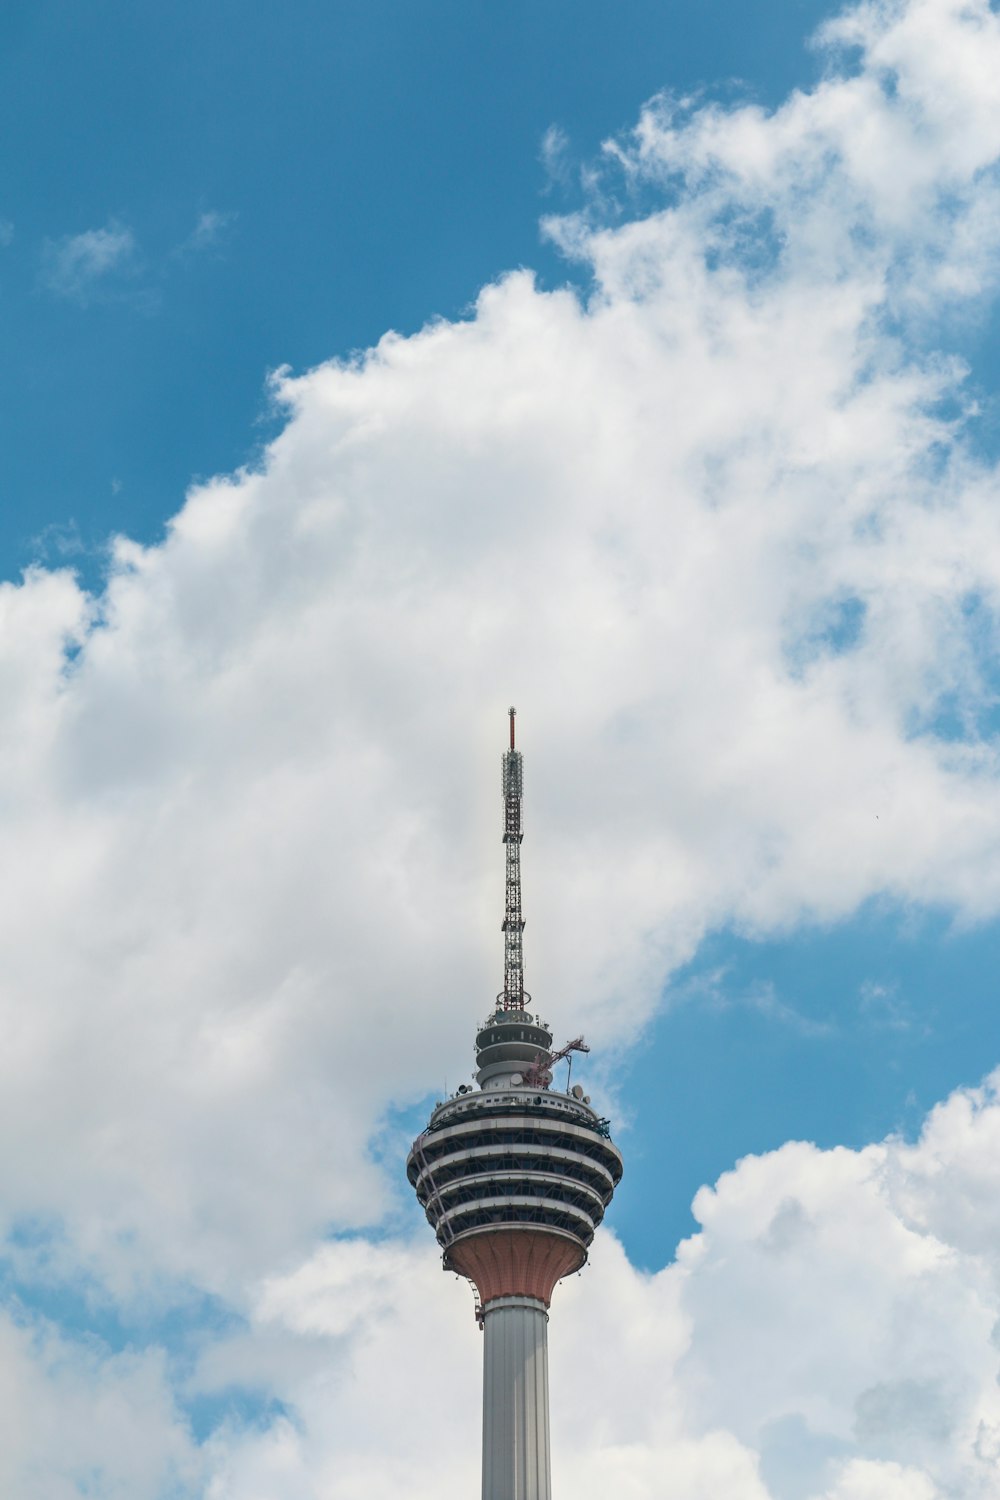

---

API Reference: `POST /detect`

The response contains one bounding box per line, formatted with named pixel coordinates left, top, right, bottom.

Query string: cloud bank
left=197, top=1073, right=1000, bottom=1499
left=4, top=0, right=1000, bottom=1492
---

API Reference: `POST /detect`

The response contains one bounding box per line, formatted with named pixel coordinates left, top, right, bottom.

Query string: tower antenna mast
left=500, top=705, right=528, bottom=1011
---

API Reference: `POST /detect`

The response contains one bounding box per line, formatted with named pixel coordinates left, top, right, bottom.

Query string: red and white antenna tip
left=508, top=706, right=516, bottom=749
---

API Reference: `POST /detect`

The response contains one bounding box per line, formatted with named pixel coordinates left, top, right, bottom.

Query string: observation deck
left=407, top=1010, right=623, bottom=1306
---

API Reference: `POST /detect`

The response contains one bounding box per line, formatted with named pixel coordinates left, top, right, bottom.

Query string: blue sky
left=618, top=905, right=1000, bottom=1265
left=6, top=1, right=1000, bottom=1496
left=3, top=0, right=835, bottom=574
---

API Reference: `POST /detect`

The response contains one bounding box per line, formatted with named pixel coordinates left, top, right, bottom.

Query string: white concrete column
left=481, top=1295, right=551, bottom=1500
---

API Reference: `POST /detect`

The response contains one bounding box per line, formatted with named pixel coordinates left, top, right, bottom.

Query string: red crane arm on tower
left=522, top=1036, right=591, bottom=1088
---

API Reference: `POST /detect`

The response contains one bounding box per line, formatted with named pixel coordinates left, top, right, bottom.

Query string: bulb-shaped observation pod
left=407, top=1014, right=623, bottom=1500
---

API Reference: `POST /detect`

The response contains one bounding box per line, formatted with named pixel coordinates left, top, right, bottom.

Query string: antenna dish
left=571, top=1084, right=584, bottom=1100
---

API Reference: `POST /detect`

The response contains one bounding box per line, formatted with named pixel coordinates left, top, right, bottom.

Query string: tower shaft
left=482, top=1297, right=551, bottom=1500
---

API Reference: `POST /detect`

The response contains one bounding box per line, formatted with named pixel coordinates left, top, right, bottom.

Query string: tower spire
left=500, top=706, right=528, bottom=1011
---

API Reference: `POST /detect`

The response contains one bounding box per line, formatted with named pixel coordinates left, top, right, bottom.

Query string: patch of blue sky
left=759, top=1413, right=853, bottom=1500
left=0, top=1232, right=288, bottom=1447
left=909, top=590, right=1000, bottom=745
left=0, top=1218, right=244, bottom=1355
left=368, top=1094, right=450, bottom=1243
left=956, top=298, right=1000, bottom=462
left=614, top=900, right=1000, bottom=1271
left=701, top=202, right=787, bottom=284
left=870, top=222, right=1000, bottom=465
left=784, top=592, right=867, bottom=679
left=184, top=1390, right=292, bottom=1447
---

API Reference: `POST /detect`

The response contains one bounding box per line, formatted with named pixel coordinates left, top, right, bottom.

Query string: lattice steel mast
left=500, top=705, right=528, bottom=1011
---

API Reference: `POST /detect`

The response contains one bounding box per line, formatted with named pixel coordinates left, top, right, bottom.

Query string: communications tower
left=407, top=709, right=623, bottom=1500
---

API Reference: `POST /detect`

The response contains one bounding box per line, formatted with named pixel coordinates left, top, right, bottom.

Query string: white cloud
left=183, top=1071, right=1000, bottom=1499
left=19, top=1071, right=981, bottom=1499
left=3, top=0, right=1000, bottom=1487
left=540, top=123, right=572, bottom=191
left=176, top=209, right=236, bottom=257
left=39, top=219, right=137, bottom=304
left=0, top=1307, right=199, bottom=1497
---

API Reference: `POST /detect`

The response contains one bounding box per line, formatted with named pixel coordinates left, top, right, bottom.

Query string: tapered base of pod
left=447, top=1228, right=584, bottom=1307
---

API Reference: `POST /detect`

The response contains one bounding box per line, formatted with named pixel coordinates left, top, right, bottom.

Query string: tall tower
left=407, top=710, right=623, bottom=1500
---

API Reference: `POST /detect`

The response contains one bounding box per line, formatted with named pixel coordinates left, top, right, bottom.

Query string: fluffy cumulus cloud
left=5, top=0, right=1000, bottom=1491
left=0, top=1306, right=198, bottom=1498
left=188, top=1073, right=1000, bottom=1499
